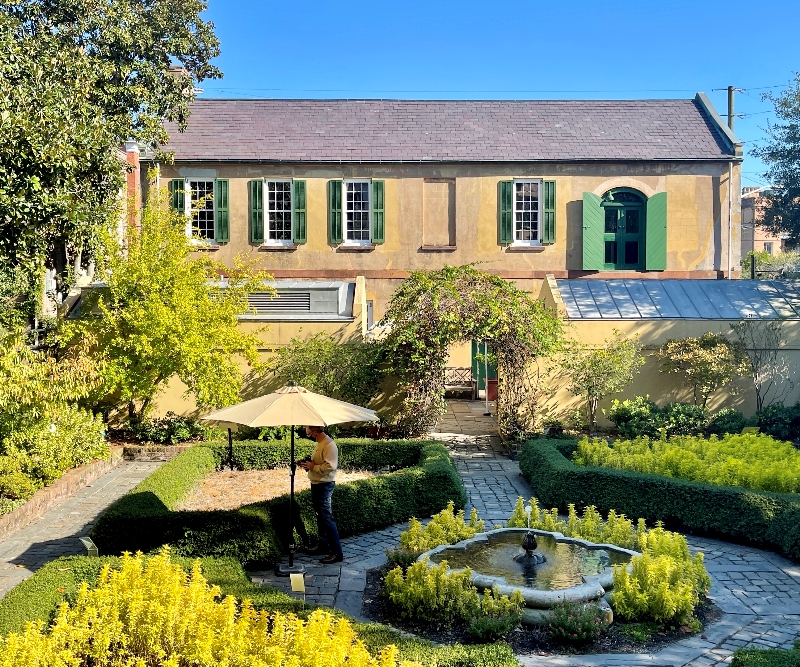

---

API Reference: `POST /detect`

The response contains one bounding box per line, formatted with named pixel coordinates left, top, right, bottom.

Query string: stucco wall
left=149, top=160, right=741, bottom=320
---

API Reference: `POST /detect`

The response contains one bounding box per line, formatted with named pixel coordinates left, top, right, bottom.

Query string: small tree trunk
left=589, top=397, right=599, bottom=432
left=128, top=400, right=138, bottom=423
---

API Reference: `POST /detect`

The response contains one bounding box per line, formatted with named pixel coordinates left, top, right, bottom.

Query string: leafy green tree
left=751, top=75, right=800, bottom=241
left=67, top=188, right=269, bottom=422
left=656, top=332, right=749, bottom=407
left=265, top=332, right=385, bottom=407
left=562, top=330, right=645, bottom=430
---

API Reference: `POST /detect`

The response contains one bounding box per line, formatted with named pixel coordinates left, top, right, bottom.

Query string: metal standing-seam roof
left=556, top=280, right=800, bottom=320
left=160, top=97, right=737, bottom=163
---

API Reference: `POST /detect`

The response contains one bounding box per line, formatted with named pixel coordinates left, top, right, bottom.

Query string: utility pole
left=728, top=85, right=736, bottom=131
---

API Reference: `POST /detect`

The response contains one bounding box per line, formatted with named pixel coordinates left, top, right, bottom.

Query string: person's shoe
left=320, top=553, right=343, bottom=564
left=306, top=545, right=330, bottom=556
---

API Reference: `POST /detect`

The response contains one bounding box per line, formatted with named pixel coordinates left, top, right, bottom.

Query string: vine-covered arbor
left=381, top=265, right=563, bottom=439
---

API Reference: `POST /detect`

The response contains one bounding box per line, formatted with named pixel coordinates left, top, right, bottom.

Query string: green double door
left=603, top=204, right=643, bottom=270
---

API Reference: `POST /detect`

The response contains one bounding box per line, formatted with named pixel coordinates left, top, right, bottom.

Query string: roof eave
left=694, top=92, right=744, bottom=158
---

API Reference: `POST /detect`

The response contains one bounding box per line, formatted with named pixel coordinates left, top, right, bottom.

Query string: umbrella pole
left=228, top=428, right=234, bottom=471
left=276, top=425, right=305, bottom=576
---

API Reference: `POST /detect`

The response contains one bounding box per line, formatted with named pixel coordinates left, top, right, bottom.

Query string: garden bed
left=361, top=565, right=722, bottom=655
left=176, top=469, right=375, bottom=511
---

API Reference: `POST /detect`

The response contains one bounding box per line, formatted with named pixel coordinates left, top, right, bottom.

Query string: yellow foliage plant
left=0, top=549, right=421, bottom=667
left=399, top=500, right=484, bottom=553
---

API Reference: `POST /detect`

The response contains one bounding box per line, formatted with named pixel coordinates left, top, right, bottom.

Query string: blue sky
left=198, top=0, right=800, bottom=186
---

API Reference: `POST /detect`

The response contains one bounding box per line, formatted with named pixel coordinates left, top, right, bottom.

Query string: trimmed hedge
left=0, top=554, right=517, bottom=666
left=731, top=644, right=800, bottom=667
left=519, top=439, right=800, bottom=560
left=91, top=439, right=465, bottom=567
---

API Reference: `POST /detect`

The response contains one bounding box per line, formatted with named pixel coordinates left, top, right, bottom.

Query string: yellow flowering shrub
left=399, top=500, right=484, bottom=553
left=0, top=549, right=420, bottom=667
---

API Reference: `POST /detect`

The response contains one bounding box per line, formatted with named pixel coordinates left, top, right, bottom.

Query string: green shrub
left=519, top=439, right=800, bottom=560
left=91, top=440, right=465, bottom=567
left=752, top=403, right=800, bottom=441
left=466, top=613, right=521, bottom=643
left=128, top=412, right=213, bottom=444
left=2, top=404, right=107, bottom=485
left=0, top=471, right=37, bottom=500
left=659, top=402, right=708, bottom=437
left=546, top=600, right=605, bottom=645
left=606, top=396, right=660, bottom=438
left=574, top=433, right=800, bottom=494
left=399, top=501, right=484, bottom=552
left=385, top=547, right=421, bottom=570
left=708, top=408, right=748, bottom=435
left=731, top=643, right=800, bottom=667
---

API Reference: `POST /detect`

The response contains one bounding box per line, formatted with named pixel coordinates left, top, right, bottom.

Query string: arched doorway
left=601, top=188, right=646, bottom=270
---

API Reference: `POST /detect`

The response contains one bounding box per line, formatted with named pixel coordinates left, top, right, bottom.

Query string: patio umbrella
left=201, top=382, right=378, bottom=576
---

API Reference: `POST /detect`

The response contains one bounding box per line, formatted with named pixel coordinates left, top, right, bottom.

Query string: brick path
left=0, top=462, right=161, bottom=597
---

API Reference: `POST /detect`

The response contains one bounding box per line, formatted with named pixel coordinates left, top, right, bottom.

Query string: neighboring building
left=741, top=186, right=784, bottom=258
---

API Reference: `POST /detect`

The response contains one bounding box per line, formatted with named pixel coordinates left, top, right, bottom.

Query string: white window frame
left=343, top=179, right=372, bottom=246
left=512, top=178, right=543, bottom=246
left=186, top=178, right=217, bottom=243
left=263, top=179, right=294, bottom=246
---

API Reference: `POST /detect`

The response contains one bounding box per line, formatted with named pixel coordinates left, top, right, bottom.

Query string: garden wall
left=519, top=438, right=800, bottom=560
left=91, top=439, right=465, bottom=567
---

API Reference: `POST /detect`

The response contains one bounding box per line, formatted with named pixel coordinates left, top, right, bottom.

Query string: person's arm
left=312, top=439, right=337, bottom=476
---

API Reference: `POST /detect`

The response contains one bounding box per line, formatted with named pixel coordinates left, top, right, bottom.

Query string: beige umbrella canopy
left=202, top=383, right=378, bottom=427
left=201, top=382, right=378, bottom=576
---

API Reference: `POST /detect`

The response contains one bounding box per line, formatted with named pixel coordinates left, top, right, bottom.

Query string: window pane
left=267, top=181, right=292, bottom=241
left=190, top=180, right=215, bottom=240
left=346, top=182, right=370, bottom=241
left=604, top=209, right=618, bottom=233
left=515, top=182, right=539, bottom=241
left=605, top=241, right=617, bottom=264
left=625, top=210, right=640, bottom=234
left=625, top=241, right=639, bottom=265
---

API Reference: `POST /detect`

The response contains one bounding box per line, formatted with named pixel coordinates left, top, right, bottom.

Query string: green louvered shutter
left=328, top=180, right=343, bottom=244
left=371, top=180, right=385, bottom=244
left=542, top=180, right=556, bottom=245
left=293, top=180, right=307, bottom=244
left=168, top=179, right=186, bottom=214
left=582, top=192, right=604, bottom=270
left=498, top=181, right=514, bottom=244
left=646, top=192, right=668, bottom=271
left=249, top=180, right=264, bottom=244
left=214, top=179, right=229, bottom=242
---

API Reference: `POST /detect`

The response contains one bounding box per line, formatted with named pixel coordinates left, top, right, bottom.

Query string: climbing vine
left=380, top=265, right=563, bottom=440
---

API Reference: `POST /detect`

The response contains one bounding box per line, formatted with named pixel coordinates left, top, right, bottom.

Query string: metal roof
left=555, top=279, right=800, bottom=320
left=160, top=96, right=737, bottom=163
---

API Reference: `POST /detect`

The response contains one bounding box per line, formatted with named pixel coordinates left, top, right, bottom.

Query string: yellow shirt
left=307, top=434, right=338, bottom=483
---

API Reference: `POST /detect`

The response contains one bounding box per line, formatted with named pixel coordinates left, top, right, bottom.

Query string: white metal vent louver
left=248, top=291, right=311, bottom=312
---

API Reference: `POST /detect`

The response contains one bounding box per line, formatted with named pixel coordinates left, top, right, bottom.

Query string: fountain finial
left=514, top=530, right=546, bottom=565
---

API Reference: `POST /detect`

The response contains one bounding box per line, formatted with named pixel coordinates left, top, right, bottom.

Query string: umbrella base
left=275, top=562, right=307, bottom=576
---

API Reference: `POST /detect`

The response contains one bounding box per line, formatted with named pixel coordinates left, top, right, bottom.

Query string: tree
left=67, top=187, right=269, bottom=422
left=265, top=332, right=385, bottom=407
left=561, top=330, right=645, bottom=430
left=0, top=1, right=221, bottom=298
left=751, top=75, right=800, bottom=241
left=656, top=332, right=749, bottom=407
left=730, top=319, right=794, bottom=412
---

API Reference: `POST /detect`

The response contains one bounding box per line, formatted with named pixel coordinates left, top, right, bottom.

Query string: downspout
left=728, top=161, right=733, bottom=279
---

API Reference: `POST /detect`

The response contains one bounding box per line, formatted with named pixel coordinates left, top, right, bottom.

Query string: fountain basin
left=418, top=528, right=640, bottom=622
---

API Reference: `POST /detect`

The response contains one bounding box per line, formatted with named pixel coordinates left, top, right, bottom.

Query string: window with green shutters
left=249, top=179, right=264, bottom=244
left=214, top=179, right=229, bottom=243
left=371, top=180, right=385, bottom=244
left=293, top=180, right=307, bottom=244
left=328, top=180, right=343, bottom=244
left=498, top=179, right=556, bottom=245
left=498, top=180, right=514, bottom=244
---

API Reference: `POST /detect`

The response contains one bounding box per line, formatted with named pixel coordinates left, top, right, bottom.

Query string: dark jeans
left=310, top=481, right=342, bottom=556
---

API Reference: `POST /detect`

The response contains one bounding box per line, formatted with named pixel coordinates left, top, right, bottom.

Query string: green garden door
left=602, top=197, right=644, bottom=270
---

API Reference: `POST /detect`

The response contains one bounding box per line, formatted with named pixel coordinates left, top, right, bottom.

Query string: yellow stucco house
left=130, top=94, right=800, bottom=417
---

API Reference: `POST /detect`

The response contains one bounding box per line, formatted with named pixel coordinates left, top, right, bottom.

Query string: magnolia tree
left=67, top=188, right=270, bottom=422
left=730, top=319, right=794, bottom=412
left=561, top=330, right=645, bottom=430
left=656, top=332, right=749, bottom=407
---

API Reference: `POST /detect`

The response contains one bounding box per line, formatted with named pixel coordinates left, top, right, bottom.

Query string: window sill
left=258, top=244, right=298, bottom=252
left=505, top=245, right=547, bottom=253
left=193, top=242, right=221, bottom=252
left=419, top=245, right=457, bottom=252
left=337, top=245, right=376, bottom=252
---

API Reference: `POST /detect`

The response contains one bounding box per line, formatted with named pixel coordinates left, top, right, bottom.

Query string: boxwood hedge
left=91, top=439, right=465, bottom=567
left=519, top=439, right=800, bottom=560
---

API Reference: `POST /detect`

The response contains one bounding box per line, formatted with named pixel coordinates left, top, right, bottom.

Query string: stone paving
left=0, top=462, right=162, bottom=597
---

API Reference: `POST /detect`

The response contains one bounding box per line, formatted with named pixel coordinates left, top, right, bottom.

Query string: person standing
left=299, top=425, right=343, bottom=563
